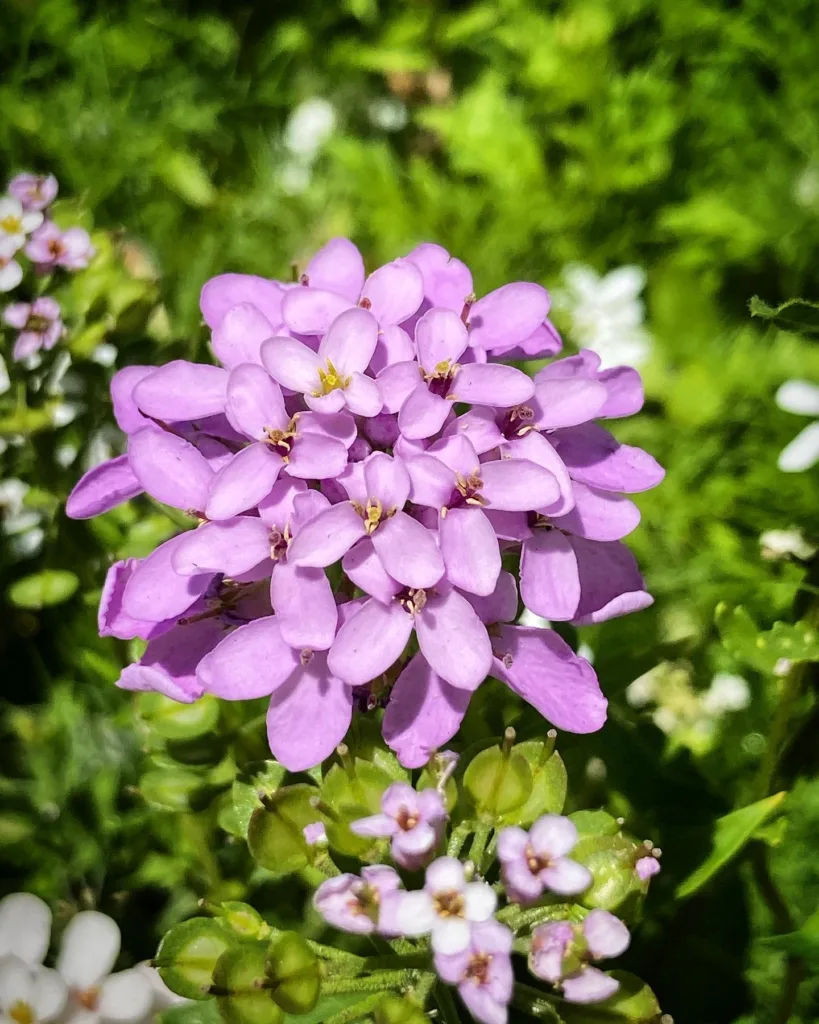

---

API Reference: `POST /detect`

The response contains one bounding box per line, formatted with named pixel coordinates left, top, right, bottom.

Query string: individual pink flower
left=635, top=854, right=661, bottom=881
left=8, top=173, right=59, bottom=212
left=498, top=815, right=591, bottom=904
left=281, top=237, right=425, bottom=335
left=0, top=238, right=23, bottom=292
left=350, top=781, right=447, bottom=870
left=287, top=450, right=444, bottom=591
left=435, top=919, right=514, bottom=1024
left=530, top=910, right=630, bottom=1004
left=395, top=857, right=497, bottom=955
left=262, top=306, right=382, bottom=416
left=3, top=297, right=63, bottom=361
left=25, top=221, right=95, bottom=270
left=313, top=866, right=405, bottom=935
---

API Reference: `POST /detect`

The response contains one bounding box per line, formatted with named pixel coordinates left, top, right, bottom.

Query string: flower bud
left=571, top=834, right=644, bottom=912
left=375, top=993, right=430, bottom=1024
left=156, top=917, right=237, bottom=1000
left=464, top=734, right=533, bottom=819
left=246, top=785, right=320, bottom=874
left=266, top=932, right=320, bottom=1014
left=212, top=944, right=284, bottom=1024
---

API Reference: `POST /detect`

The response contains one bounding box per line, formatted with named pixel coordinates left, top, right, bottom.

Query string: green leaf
left=160, top=1001, right=221, bottom=1024
left=158, top=150, right=216, bottom=207
left=676, top=791, right=787, bottom=898
left=765, top=906, right=819, bottom=960
left=285, top=993, right=367, bottom=1024
left=570, top=810, right=622, bottom=838
left=139, top=692, right=220, bottom=741
left=716, top=604, right=819, bottom=672
left=7, top=570, right=79, bottom=609
left=140, top=768, right=211, bottom=812
left=157, top=918, right=238, bottom=1000
left=749, top=295, right=819, bottom=336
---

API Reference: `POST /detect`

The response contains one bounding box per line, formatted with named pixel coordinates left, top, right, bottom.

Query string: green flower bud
left=319, top=756, right=393, bottom=857
left=266, top=932, right=320, bottom=1014
left=218, top=903, right=271, bottom=941
left=374, top=993, right=430, bottom=1024
left=156, top=918, right=237, bottom=1000
left=246, top=784, right=320, bottom=875
left=498, top=738, right=567, bottom=826
left=464, top=731, right=533, bottom=819
left=572, top=834, right=643, bottom=912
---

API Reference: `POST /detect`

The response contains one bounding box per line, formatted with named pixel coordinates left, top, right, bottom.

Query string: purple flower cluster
left=67, top=238, right=663, bottom=772
left=1, top=173, right=95, bottom=361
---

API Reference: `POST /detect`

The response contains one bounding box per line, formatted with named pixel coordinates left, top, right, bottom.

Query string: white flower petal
left=97, top=970, right=154, bottom=1023
left=778, top=421, right=819, bottom=472
left=775, top=380, right=819, bottom=417
left=0, top=893, right=52, bottom=966
left=430, top=917, right=471, bottom=955
left=0, top=956, right=34, bottom=1012
left=31, top=967, right=68, bottom=1022
left=394, top=891, right=436, bottom=937
left=463, top=882, right=497, bottom=922
left=57, top=912, right=120, bottom=990
left=0, top=260, right=23, bottom=293
left=424, top=856, right=466, bottom=894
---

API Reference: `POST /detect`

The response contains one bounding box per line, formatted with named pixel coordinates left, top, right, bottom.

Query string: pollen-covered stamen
left=269, top=522, right=291, bottom=560
left=433, top=889, right=466, bottom=918
left=464, top=952, right=493, bottom=986
left=300, top=648, right=314, bottom=667
left=396, top=806, right=420, bottom=831
left=441, top=470, right=488, bottom=516
left=423, top=359, right=460, bottom=399
left=9, top=1001, right=34, bottom=1024
left=264, top=416, right=299, bottom=454
left=313, top=359, right=352, bottom=397
left=0, top=213, right=23, bottom=234
left=398, top=587, right=427, bottom=615
left=358, top=297, right=372, bottom=310
left=347, top=880, right=380, bottom=921
left=351, top=497, right=399, bottom=534
left=25, top=314, right=51, bottom=333
left=502, top=404, right=536, bottom=438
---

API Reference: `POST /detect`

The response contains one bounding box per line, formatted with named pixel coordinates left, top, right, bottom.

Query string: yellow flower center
left=0, top=215, right=22, bottom=234
left=433, top=889, right=465, bottom=918
left=351, top=497, right=392, bottom=535
left=10, top=1002, right=34, bottom=1024
left=314, top=359, right=351, bottom=396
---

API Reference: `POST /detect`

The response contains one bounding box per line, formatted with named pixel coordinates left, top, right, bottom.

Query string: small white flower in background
left=701, top=673, right=751, bottom=715
left=517, top=607, right=550, bottom=629
left=794, top=165, right=819, bottom=209
left=554, top=264, right=652, bottom=370
left=0, top=197, right=43, bottom=250
left=276, top=163, right=312, bottom=197
left=50, top=402, right=83, bottom=429
left=775, top=380, right=819, bottom=473
left=0, top=239, right=23, bottom=293
left=0, top=957, right=67, bottom=1024
left=90, top=344, right=118, bottom=368
left=284, top=98, right=336, bottom=160
left=368, top=98, right=408, bottom=132
left=0, top=478, right=45, bottom=560
left=760, top=527, right=816, bottom=562
left=0, top=354, right=10, bottom=396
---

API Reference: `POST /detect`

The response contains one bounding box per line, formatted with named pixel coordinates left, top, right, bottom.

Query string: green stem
left=322, top=993, right=385, bottom=1024
left=322, top=970, right=411, bottom=995
left=510, top=982, right=563, bottom=1021
left=434, top=981, right=463, bottom=1023
left=306, top=940, right=366, bottom=964
left=468, top=822, right=492, bottom=875
left=447, top=822, right=472, bottom=859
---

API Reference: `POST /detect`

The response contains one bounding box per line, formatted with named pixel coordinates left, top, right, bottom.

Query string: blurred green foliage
left=2, top=0, right=819, bottom=1021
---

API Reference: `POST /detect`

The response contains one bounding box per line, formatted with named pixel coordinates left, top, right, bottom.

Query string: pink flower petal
left=372, top=511, right=445, bottom=589
left=204, top=443, right=284, bottom=520
left=66, top=455, right=143, bottom=519
left=261, top=336, right=322, bottom=393
left=282, top=287, right=354, bottom=335
left=110, top=366, right=154, bottom=433
left=271, top=562, right=338, bottom=651
left=287, top=433, right=348, bottom=479
left=491, top=625, right=607, bottom=733
left=520, top=529, right=580, bottom=620
left=465, top=570, right=518, bottom=625
left=383, top=654, right=470, bottom=768
left=561, top=967, right=619, bottom=1004
left=258, top=477, right=308, bottom=528
left=597, top=366, right=644, bottom=418
left=122, top=534, right=212, bottom=622
left=503, top=432, right=574, bottom=517
left=479, top=458, right=559, bottom=511
left=266, top=656, right=353, bottom=771
left=371, top=325, right=415, bottom=375
left=398, top=385, right=452, bottom=440
left=128, top=427, right=214, bottom=512
left=211, top=303, right=278, bottom=369
left=406, top=243, right=473, bottom=311
left=200, top=273, right=285, bottom=329
left=551, top=482, right=640, bottom=542
left=286, top=501, right=367, bottom=567
left=552, top=423, right=665, bottom=493
left=415, top=308, right=469, bottom=373
left=304, top=237, right=365, bottom=302
left=531, top=377, right=607, bottom=429
left=377, top=360, right=423, bottom=414
left=440, top=507, right=501, bottom=597
left=226, top=364, right=287, bottom=439
left=342, top=538, right=403, bottom=604
left=319, top=307, right=379, bottom=376
left=443, top=408, right=504, bottom=456
left=529, top=815, right=578, bottom=858
left=583, top=910, right=630, bottom=959
left=406, top=454, right=457, bottom=508
left=361, top=259, right=424, bottom=325
left=469, top=282, right=550, bottom=350
left=171, top=517, right=271, bottom=577
left=571, top=537, right=653, bottom=625
left=415, top=589, right=492, bottom=691
left=197, top=616, right=299, bottom=699
left=453, top=363, right=534, bottom=407
left=363, top=452, right=411, bottom=509
left=345, top=372, right=383, bottom=417
left=133, top=361, right=228, bottom=420
left=327, top=598, right=414, bottom=685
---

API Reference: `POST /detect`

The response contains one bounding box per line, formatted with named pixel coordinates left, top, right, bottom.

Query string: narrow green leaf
left=8, top=570, right=79, bottom=609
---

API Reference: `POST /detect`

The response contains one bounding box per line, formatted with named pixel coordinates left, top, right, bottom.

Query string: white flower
left=0, top=478, right=45, bottom=558
left=0, top=239, right=23, bottom=293
left=775, top=380, right=819, bottom=473
left=701, top=673, right=750, bottom=715
left=395, top=857, right=497, bottom=955
left=554, top=264, right=652, bottom=369
left=0, top=355, right=9, bottom=396
left=57, top=912, right=153, bottom=1024
left=759, top=528, right=816, bottom=562
left=284, top=98, right=336, bottom=160
left=0, top=957, right=67, bottom=1024
left=90, top=344, right=118, bottom=368
left=368, top=98, right=408, bottom=132
left=0, top=893, right=52, bottom=967
left=0, top=198, right=43, bottom=250
left=276, top=162, right=312, bottom=197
